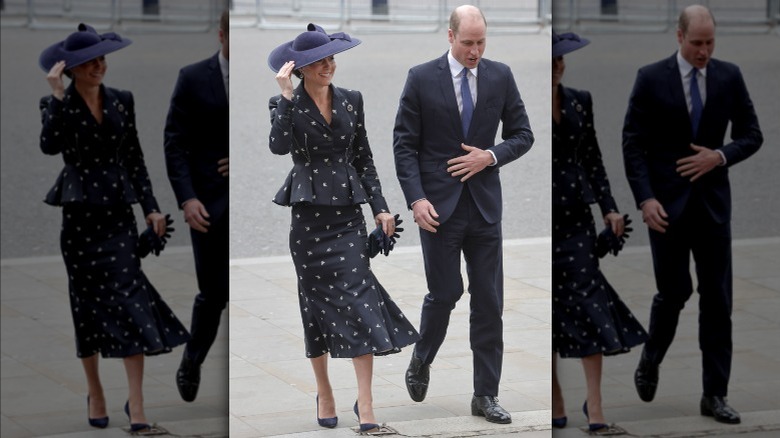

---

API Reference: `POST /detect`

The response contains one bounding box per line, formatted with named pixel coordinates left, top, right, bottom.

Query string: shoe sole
left=700, top=408, right=741, bottom=424
left=471, top=408, right=512, bottom=424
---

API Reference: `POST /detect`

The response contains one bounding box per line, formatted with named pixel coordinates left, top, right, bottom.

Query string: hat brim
left=39, top=38, right=132, bottom=73
left=268, top=38, right=361, bottom=73
left=552, top=38, right=590, bottom=58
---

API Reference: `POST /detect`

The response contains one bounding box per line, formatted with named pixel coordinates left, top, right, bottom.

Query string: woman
left=38, top=24, right=189, bottom=434
left=267, top=24, right=420, bottom=433
left=551, top=32, right=648, bottom=436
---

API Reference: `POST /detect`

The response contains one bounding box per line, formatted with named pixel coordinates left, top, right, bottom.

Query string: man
left=393, top=4, right=534, bottom=424
left=623, top=4, right=762, bottom=424
left=164, top=8, right=229, bottom=403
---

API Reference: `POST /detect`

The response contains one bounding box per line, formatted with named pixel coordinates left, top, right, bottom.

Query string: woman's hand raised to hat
left=47, top=60, right=66, bottom=101
left=275, top=60, right=295, bottom=101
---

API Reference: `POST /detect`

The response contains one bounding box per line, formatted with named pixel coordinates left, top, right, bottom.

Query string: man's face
left=677, top=18, right=715, bottom=69
left=448, top=16, right=486, bottom=70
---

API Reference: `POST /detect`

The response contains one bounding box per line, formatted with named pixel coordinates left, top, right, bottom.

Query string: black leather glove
left=368, top=226, right=385, bottom=258
left=368, top=214, right=404, bottom=258
left=382, top=214, right=404, bottom=256
left=136, top=214, right=175, bottom=258
left=595, top=214, right=632, bottom=258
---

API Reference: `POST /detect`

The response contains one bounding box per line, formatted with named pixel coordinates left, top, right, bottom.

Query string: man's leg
left=406, top=193, right=469, bottom=402
left=178, top=211, right=228, bottom=402
left=691, top=214, right=733, bottom=397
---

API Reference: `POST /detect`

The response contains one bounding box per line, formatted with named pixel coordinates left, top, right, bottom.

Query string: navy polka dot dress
left=269, top=84, right=420, bottom=359
left=40, top=84, right=190, bottom=358
left=552, top=86, right=647, bottom=358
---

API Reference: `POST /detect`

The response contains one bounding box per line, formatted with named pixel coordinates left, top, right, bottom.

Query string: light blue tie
left=690, top=68, right=703, bottom=138
left=460, top=67, right=474, bottom=138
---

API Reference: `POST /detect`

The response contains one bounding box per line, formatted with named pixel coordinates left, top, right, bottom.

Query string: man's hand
left=446, top=144, right=493, bottom=182
left=641, top=198, right=669, bottom=233
left=676, top=144, right=722, bottom=181
left=218, top=157, right=229, bottom=177
left=182, top=199, right=211, bottom=233
left=411, top=199, right=440, bottom=233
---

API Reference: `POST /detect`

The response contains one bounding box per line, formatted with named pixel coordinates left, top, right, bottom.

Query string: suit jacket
left=393, top=53, right=534, bottom=224
left=623, top=54, right=762, bottom=224
left=164, top=51, right=229, bottom=221
left=39, top=83, right=160, bottom=215
left=268, top=83, right=390, bottom=216
left=553, top=85, right=617, bottom=216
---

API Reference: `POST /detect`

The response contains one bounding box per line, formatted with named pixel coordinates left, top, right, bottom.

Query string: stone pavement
left=554, top=237, right=780, bottom=438
left=3, top=237, right=780, bottom=437
left=1, top=246, right=229, bottom=438
left=228, top=238, right=552, bottom=438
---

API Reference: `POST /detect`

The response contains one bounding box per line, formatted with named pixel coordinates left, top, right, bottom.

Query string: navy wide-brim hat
left=552, top=32, right=590, bottom=58
left=267, top=23, right=361, bottom=72
left=39, top=23, right=132, bottom=72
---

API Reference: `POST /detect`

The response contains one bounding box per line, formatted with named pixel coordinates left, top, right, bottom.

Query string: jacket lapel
left=292, top=82, right=332, bottom=131
left=436, top=54, right=463, bottom=141
left=207, top=52, right=228, bottom=110
left=665, top=55, right=691, bottom=128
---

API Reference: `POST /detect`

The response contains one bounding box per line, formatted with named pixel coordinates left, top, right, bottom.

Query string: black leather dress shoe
left=176, top=356, right=201, bottom=402
left=700, top=395, right=741, bottom=424
left=405, top=355, right=430, bottom=402
left=471, top=395, right=512, bottom=424
left=634, top=358, right=659, bottom=402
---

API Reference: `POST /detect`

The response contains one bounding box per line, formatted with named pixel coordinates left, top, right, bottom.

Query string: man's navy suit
left=394, top=53, right=533, bottom=396
left=623, top=54, right=762, bottom=396
left=164, top=51, right=229, bottom=365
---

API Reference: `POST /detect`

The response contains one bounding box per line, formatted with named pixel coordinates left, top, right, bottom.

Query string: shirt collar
left=218, top=50, right=229, bottom=78
left=447, top=49, right=478, bottom=78
left=676, top=50, right=706, bottom=78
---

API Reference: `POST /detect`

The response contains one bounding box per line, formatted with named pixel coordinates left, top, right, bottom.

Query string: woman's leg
left=123, top=353, right=148, bottom=425
left=582, top=353, right=606, bottom=424
left=82, top=354, right=107, bottom=419
left=310, top=355, right=337, bottom=418
left=353, top=353, right=376, bottom=424
left=552, top=354, right=567, bottom=419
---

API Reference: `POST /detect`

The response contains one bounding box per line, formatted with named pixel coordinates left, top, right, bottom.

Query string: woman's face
left=300, top=56, right=336, bottom=86
left=552, top=55, right=565, bottom=87
left=71, top=56, right=106, bottom=86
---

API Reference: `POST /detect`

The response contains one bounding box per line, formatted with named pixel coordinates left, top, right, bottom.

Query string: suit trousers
left=645, top=197, right=733, bottom=396
left=417, top=186, right=504, bottom=396
left=185, top=209, right=229, bottom=365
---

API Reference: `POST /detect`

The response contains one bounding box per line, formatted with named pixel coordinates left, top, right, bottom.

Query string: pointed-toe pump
left=552, top=416, right=567, bottom=428
left=583, top=400, right=610, bottom=432
left=353, top=400, right=380, bottom=433
left=316, top=394, right=338, bottom=428
left=87, top=396, right=109, bottom=429
left=124, top=400, right=153, bottom=433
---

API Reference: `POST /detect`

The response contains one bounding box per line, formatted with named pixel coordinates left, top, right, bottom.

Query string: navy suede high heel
left=552, top=416, right=567, bottom=428
left=87, top=396, right=109, bottom=428
left=583, top=400, right=609, bottom=432
left=124, top=400, right=153, bottom=433
left=316, top=394, right=338, bottom=428
left=353, top=400, right=380, bottom=433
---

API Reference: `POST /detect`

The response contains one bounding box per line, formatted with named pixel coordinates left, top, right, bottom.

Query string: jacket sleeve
left=622, top=67, right=656, bottom=208
left=489, top=65, right=534, bottom=167
left=392, top=68, right=426, bottom=209
left=39, top=95, right=67, bottom=156
left=121, top=91, right=160, bottom=216
left=268, top=95, right=295, bottom=156
left=164, top=68, right=197, bottom=207
left=350, top=91, right=389, bottom=216
left=720, top=66, right=762, bottom=167
left=579, top=91, right=618, bottom=216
